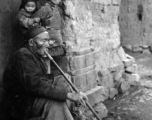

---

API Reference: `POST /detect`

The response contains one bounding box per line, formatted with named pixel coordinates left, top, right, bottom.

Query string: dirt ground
left=103, top=52, right=152, bottom=120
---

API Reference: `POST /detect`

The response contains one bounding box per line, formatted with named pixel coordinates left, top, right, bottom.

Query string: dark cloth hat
left=25, top=25, right=47, bottom=40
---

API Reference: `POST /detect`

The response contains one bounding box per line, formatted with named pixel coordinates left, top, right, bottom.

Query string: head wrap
left=25, top=25, right=47, bottom=40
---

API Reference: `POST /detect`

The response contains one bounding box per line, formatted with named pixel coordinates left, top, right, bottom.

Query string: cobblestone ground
left=103, top=53, right=152, bottom=120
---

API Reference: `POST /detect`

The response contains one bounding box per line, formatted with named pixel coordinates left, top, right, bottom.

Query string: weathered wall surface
left=61, top=0, right=139, bottom=119
left=62, top=0, right=121, bottom=81
left=62, top=0, right=121, bottom=89
left=120, top=0, right=152, bottom=53
left=0, top=0, right=23, bottom=86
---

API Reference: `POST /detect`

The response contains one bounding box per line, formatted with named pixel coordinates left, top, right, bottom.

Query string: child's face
left=25, top=2, right=36, bottom=13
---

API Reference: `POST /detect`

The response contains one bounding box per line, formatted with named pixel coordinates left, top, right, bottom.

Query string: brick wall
left=60, top=0, right=129, bottom=119
left=61, top=1, right=140, bottom=118
left=62, top=0, right=122, bottom=89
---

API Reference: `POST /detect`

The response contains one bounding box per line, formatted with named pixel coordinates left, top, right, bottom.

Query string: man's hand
left=67, top=92, right=88, bottom=107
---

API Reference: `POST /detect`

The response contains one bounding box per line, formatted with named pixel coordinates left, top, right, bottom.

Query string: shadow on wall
left=0, top=0, right=24, bottom=85
left=11, top=17, right=24, bottom=51
left=10, top=0, right=24, bottom=51
left=0, top=0, right=24, bottom=119
left=2, top=0, right=24, bottom=52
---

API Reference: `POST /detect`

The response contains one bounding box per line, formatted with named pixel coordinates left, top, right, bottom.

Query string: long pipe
left=44, top=51, right=101, bottom=120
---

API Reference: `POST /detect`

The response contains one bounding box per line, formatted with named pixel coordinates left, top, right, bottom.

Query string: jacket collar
left=26, top=46, right=48, bottom=73
left=26, top=46, right=42, bottom=60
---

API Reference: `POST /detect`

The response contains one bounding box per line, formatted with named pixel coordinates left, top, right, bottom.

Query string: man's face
left=25, top=1, right=36, bottom=13
left=32, top=31, right=50, bottom=57
left=51, top=0, right=61, bottom=4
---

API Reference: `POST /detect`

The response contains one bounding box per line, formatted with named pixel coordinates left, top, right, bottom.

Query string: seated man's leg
left=53, top=75, right=85, bottom=120
left=44, top=101, right=74, bottom=120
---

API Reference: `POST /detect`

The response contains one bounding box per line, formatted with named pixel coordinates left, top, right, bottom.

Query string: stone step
left=85, top=86, right=109, bottom=106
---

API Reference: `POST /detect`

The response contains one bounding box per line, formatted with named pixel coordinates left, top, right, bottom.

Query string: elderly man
left=2, top=25, right=87, bottom=120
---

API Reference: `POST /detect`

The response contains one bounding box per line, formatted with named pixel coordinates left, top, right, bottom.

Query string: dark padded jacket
left=3, top=47, right=69, bottom=119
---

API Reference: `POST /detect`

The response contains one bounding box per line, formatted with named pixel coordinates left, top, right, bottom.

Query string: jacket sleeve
left=32, top=4, right=53, bottom=21
left=16, top=10, right=30, bottom=28
left=15, top=51, right=69, bottom=101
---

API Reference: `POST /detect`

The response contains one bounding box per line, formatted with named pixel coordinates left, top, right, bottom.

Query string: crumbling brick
left=85, top=86, right=109, bottom=106
left=71, top=73, right=87, bottom=90
left=109, top=64, right=124, bottom=72
left=72, top=47, right=94, bottom=56
left=123, top=54, right=135, bottom=67
left=120, top=79, right=130, bottom=93
left=113, top=69, right=124, bottom=82
left=123, top=73, right=140, bottom=86
left=86, top=70, right=98, bottom=90
left=69, top=55, right=86, bottom=70
left=70, top=64, right=96, bottom=76
left=85, top=52, right=95, bottom=67
left=125, top=64, right=137, bottom=74
left=109, top=87, right=118, bottom=99
left=98, top=69, right=115, bottom=88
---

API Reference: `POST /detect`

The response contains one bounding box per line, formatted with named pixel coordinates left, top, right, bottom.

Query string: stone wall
left=60, top=0, right=139, bottom=119
left=62, top=0, right=121, bottom=86
left=120, top=0, right=152, bottom=54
